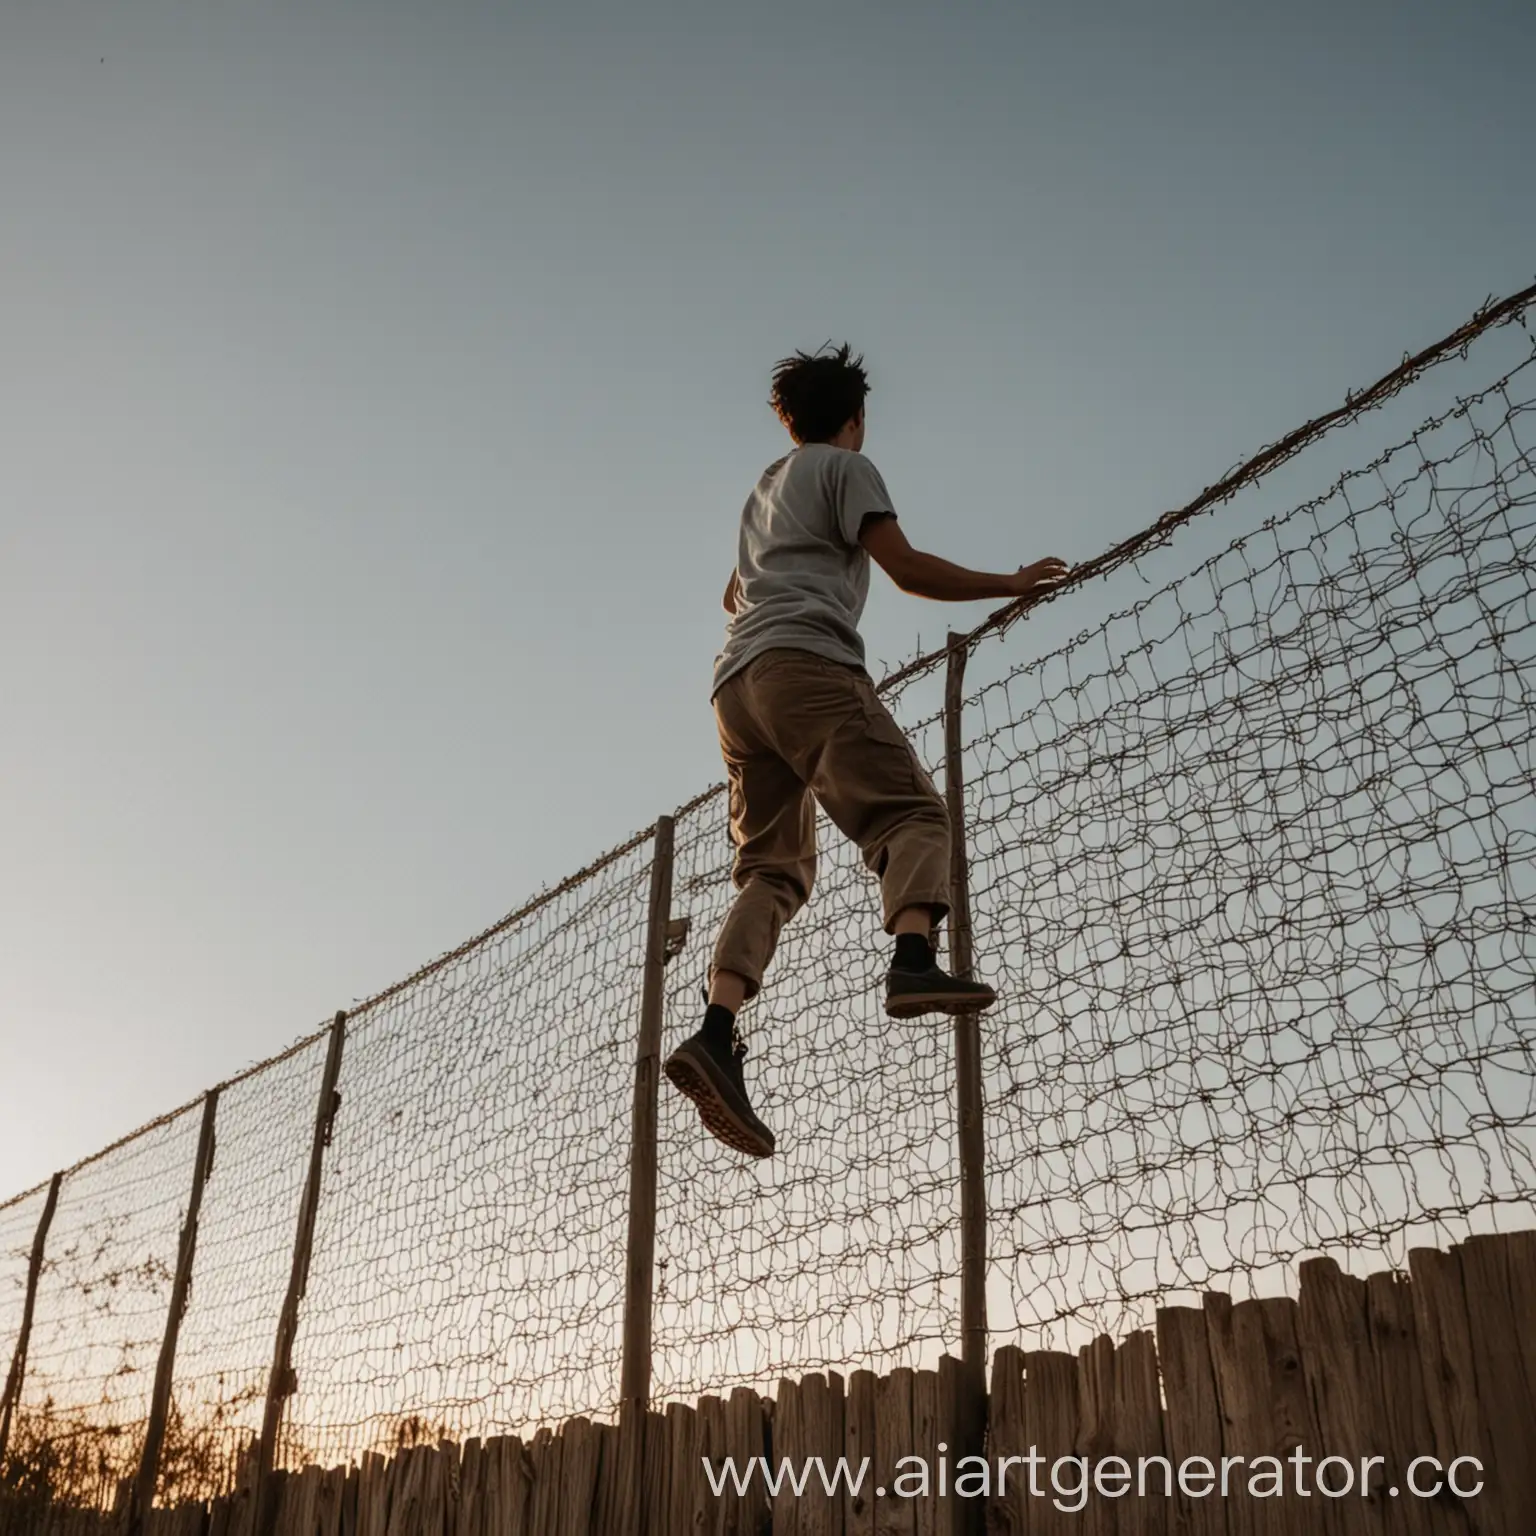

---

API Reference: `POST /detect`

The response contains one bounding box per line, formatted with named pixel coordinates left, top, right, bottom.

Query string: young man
left=664, top=344, right=1069, bottom=1158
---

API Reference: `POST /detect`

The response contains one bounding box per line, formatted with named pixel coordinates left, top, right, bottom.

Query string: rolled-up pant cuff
left=881, top=889, right=952, bottom=935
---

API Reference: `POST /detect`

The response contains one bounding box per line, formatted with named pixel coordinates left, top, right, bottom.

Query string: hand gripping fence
left=1, top=278, right=1533, bottom=1519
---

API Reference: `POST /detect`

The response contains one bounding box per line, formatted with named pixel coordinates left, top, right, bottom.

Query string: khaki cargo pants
left=711, top=647, right=953, bottom=998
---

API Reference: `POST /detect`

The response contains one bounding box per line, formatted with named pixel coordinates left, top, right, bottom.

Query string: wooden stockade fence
left=4, top=1227, right=1532, bottom=1536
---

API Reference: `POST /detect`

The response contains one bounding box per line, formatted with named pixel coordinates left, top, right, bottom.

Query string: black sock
left=701, top=1002, right=736, bottom=1050
left=892, top=932, right=935, bottom=972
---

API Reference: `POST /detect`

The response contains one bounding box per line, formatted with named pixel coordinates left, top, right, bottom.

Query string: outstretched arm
left=859, top=515, right=1069, bottom=602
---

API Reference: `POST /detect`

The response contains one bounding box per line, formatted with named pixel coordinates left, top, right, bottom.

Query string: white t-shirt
left=711, top=444, right=896, bottom=697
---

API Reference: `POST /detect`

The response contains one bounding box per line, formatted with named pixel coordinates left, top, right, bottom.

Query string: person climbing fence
left=662, top=344, right=1070, bottom=1157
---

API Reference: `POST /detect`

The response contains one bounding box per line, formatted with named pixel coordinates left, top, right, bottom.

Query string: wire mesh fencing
left=1, top=281, right=1533, bottom=1517
left=278, top=836, right=655, bottom=1474
left=1, top=1117, right=196, bottom=1512
left=969, top=323, right=1536, bottom=1343
left=155, top=1041, right=332, bottom=1504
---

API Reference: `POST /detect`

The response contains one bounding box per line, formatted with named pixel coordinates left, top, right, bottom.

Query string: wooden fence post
left=253, top=1012, right=347, bottom=1536
left=617, top=816, right=676, bottom=1535
left=129, top=1089, right=220, bottom=1534
left=0, top=1170, right=63, bottom=1469
left=943, top=632, right=988, bottom=1524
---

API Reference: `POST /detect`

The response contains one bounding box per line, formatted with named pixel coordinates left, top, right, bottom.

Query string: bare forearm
left=894, top=550, right=1026, bottom=601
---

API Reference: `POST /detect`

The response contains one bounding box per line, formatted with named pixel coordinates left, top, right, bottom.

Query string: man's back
left=711, top=443, right=895, bottom=696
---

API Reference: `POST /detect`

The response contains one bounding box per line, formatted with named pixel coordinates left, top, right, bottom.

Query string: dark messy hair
left=768, top=342, right=870, bottom=444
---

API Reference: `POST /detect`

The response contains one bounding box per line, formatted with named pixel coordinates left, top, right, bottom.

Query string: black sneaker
left=885, top=962, right=998, bottom=1019
left=664, top=1028, right=776, bottom=1158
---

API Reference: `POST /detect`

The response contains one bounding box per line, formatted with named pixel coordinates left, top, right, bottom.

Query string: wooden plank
left=1298, top=1259, right=1387, bottom=1536
left=699, top=1395, right=733, bottom=1536
left=844, top=1371, right=878, bottom=1536
left=439, top=1440, right=462, bottom=1536
left=641, top=1410, right=670, bottom=1536
left=159, top=1506, right=206, bottom=1536
left=472, top=1442, right=495, bottom=1536
left=325, top=1468, right=346, bottom=1536
left=1077, top=1335, right=1117, bottom=1536
left=773, top=1379, right=806, bottom=1536
left=620, top=818, right=676, bottom=1420
left=911, top=1372, right=937, bottom=1536
left=297, top=1464, right=326, bottom=1536
left=526, top=1428, right=563, bottom=1536
left=1153, top=1307, right=1223, bottom=1536
left=874, top=1368, right=916, bottom=1536
left=314, top=1466, right=345, bottom=1536
left=456, top=1439, right=483, bottom=1536
left=340, top=1465, right=358, bottom=1536
left=1408, top=1246, right=1491, bottom=1536
left=420, top=1441, right=445, bottom=1535
left=613, top=1414, right=641, bottom=1536
left=724, top=1387, right=770, bottom=1536
left=383, top=1445, right=424, bottom=1536
left=145, top=1506, right=201, bottom=1536
left=1112, top=1332, right=1167, bottom=1536
left=1455, top=1235, right=1535, bottom=1536
left=402, top=1437, right=433, bottom=1536
left=292, top=1464, right=324, bottom=1536
left=230, top=1448, right=260, bottom=1536
left=366, top=1456, right=392, bottom=1536
left=1364, top=1272, right=1463, bottom=1536
left=215, top=1448, right=245, bottom=1536
left=1024, top=1352, right=1080, bottom=1536
left=436, top=1437, right=457, bottom=1536
left=1204, top=1294, right=1324, bottom=1536
left=259, top=1471, right=287, bottom=1536
left=665, top=1404, right=698, bottom=1536
left=480, top=1435, right=504, bottom=1536
left=1502, top=1230, right=1536, bottom=1419
left=255, top=1015, right=348, bottom=1536
left=985, top=1348, right=1026, bottom=1536
left=1201, top=1293, right=1260, bottom=1536
left=934, top=1358, right=964, bottom=1536
left=354, top=1452, right=386, bottom=1536
left=489, top=1434, right=532, bottom=1536
left=800, top=1374, right=843, bottom=1536
left=265, top=1466, right=296, bottom=1536
left=1249, top=1295, right=1320, bottom=1531
left=0, top=1170, right=63, bottom=1468
left=556, top=1418, right=601, bottom=1536
left=405, top=1441, right=431, bottom=1530
left=379, top=1446, right=407, bottom=1536
left=589, top=1423, right=621, bottom=1536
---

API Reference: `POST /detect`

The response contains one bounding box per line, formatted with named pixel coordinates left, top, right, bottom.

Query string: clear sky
left=2, top=0, right=1533, bottom=1199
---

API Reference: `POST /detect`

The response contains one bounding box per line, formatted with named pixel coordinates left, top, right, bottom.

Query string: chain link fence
left=3, top=281, right=1534, bottom=1517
